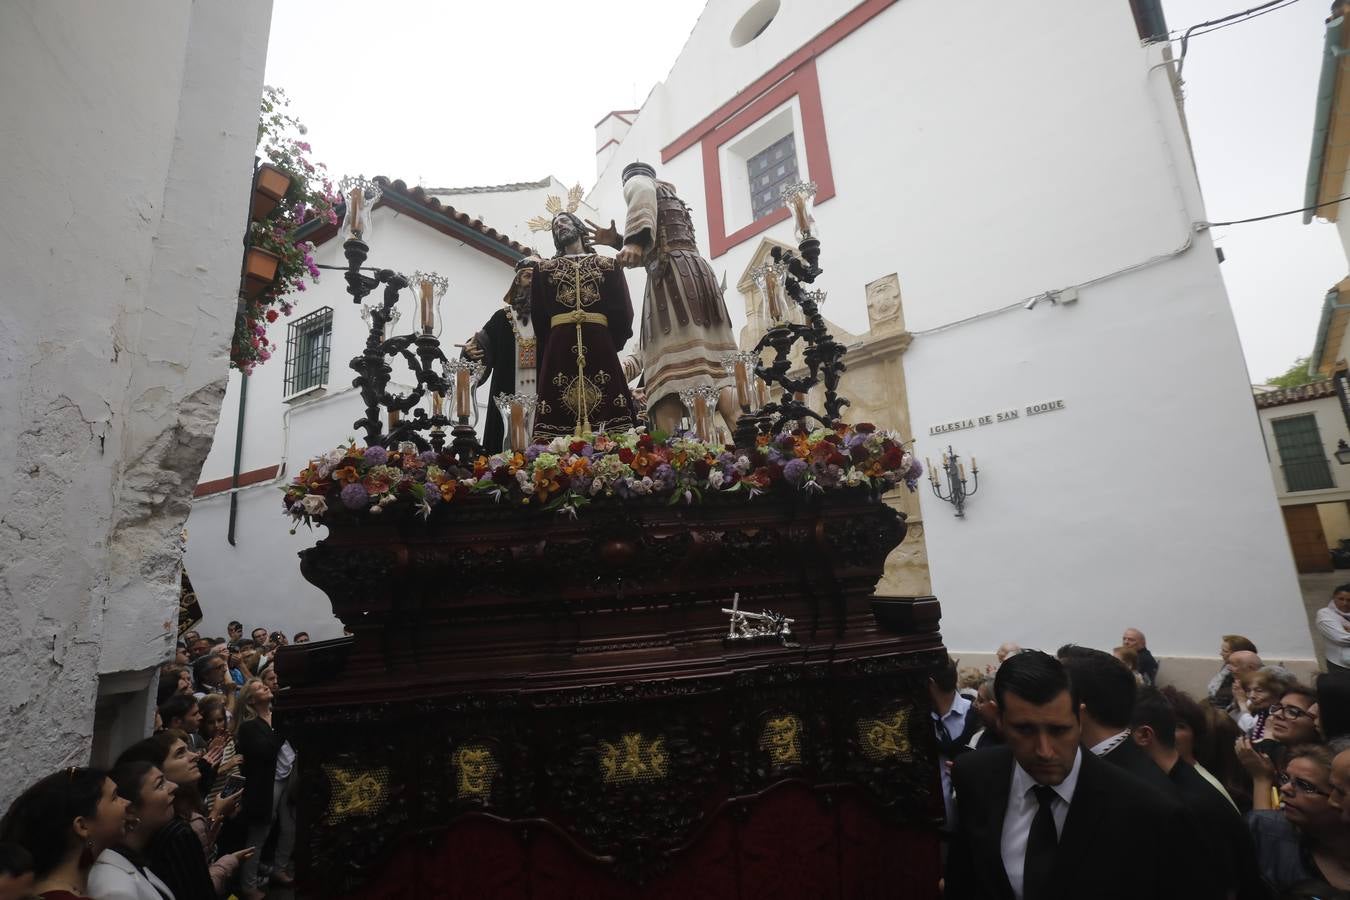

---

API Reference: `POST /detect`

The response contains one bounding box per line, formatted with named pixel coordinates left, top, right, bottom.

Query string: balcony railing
left=1282, top=457, right=1335, bottom=493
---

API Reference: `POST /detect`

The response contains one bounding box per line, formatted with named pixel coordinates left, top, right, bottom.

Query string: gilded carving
left=453, top=743, right=499, bottom=800
left=758, top=714, right=803, bottom=767
left=857, top=709, right=913, bottom=761
left=322, top=765, right=389, bottom=823
left=598, top=732, right=669, bottom=784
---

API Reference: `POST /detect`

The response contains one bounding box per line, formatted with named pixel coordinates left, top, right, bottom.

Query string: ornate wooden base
left=277, top=492, right=946, bottom=897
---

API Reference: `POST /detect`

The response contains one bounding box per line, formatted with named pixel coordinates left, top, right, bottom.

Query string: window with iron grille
left=1271, top=413, right=1334, bottom=492
left=283, top=307, right=333, bottom=397
left=747, top=133, right=799, bottom=222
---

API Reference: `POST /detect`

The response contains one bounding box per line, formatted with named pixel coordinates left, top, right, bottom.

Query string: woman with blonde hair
left=234, top=677, right=295, bottom=899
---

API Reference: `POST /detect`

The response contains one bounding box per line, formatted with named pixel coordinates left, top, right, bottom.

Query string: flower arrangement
left=233, top=86, right=342, bottom=373
left=283, top=425, right=923, bottom=530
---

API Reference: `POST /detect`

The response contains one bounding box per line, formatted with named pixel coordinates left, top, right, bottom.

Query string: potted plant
left=232, top=86, right=340, bottom=373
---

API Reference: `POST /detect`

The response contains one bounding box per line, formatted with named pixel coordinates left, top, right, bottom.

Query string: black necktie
left=1023, top=784, right=1059, bottom=900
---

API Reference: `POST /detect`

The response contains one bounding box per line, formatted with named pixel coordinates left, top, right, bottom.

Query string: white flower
left=845, top=469, right=867, bottom=487
left=300, top=495, right=328, bottom=517
left=549, top=436, right=571, bottom=454
left=734, top=456, right=751, bottom=475
left=399, top=441, right=419, bottom=457
left=708, top=469, right=725, bottom=489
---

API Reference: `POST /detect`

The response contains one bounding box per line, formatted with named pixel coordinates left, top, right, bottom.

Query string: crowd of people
left=0, top=622, right=307, bottom=900
left=935, top=594, right=1350, bottom=899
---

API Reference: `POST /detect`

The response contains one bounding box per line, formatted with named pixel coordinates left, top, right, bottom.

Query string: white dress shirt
left=1000, top=748, right=1082, bottom=900
left=933, top=692, right=972, bottom=827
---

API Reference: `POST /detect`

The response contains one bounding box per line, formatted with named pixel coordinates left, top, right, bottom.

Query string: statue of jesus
left=509, top=196, right=636, bottom=440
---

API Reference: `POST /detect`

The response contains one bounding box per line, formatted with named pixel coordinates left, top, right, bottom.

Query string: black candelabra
left=929, top=445, right=979, bottom=518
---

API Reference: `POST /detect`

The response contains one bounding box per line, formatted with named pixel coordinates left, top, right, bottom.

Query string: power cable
left=1172, top=0, right=1307, bottom=79
left=1200, top=194, right=1350, bottom=227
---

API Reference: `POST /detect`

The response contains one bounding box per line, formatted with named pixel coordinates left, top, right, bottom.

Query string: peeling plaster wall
left=0, top=0, right=271, bottom=804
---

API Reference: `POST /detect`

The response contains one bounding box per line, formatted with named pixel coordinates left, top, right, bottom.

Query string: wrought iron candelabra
left=727, top=181, right=850, bottom=448
left=338, top=176, right=482, bottom=462
left=929, top=445, right=979, bottom=518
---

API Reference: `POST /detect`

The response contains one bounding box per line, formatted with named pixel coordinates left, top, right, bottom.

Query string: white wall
left=585, top=0, right=1313, bottom=662
left=0, top=0, right=270, bottom=798
left=1258, top=394, right=1350, bottom=505
left=185, top=206, right=522, bottom=641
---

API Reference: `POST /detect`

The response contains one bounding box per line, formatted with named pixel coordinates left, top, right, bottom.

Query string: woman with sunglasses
left=1247, top=744, right=1350, bottom=894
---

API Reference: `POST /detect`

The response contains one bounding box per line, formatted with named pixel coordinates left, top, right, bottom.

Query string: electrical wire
left=1200, top=194, right=1350, bottom=227
left=1171, top=0, right=1307, bottom=79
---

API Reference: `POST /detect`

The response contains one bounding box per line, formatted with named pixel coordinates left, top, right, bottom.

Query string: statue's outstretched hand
left=616, top=242, right=645, bottom=268
left=463, top=337, right=485, bottom=361
left=584, top=218, right=623, bottom=250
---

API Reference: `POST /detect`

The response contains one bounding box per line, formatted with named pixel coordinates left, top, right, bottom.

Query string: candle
left=418, top=280, right=434, bottom=334
left=348, top=187, right=364, bottom=236
left=733, top=360, right=750, bottom=409
left=454, top=367, right=472, bottom=419
left=756, top=379, right=770, bottom=409
left=926, top=457, right=933, bottom=478
left=791, top=193, right=810, bottom=235
left=509, top=401, right=526, bottom=451
left=971, top=456, right=977, bottom=471
left=692, top=393, right=711, bottom=442
left=431, top=391, right=444, bottom=418
left=764, top=268, right=783, bottom=322
left=387, top=407, right=400, bottom=431
left=958, top=462, right=966, bottom=481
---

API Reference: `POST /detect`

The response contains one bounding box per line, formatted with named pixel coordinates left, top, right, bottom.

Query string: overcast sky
left=264, top=0, right=1346, bottom=382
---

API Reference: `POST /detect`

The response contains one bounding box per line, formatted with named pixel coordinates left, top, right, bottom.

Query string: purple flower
left=765, top=447, right=784, bottom=465
left=363, top=446, right=388, bottom=465
left=909, top=457, right=923, bottom=480
left=775, top=433, right=795, bottom=450
left=524, top=443, right=544, bottom=462
left=340, top=483, right=370, bottom=510
left=653, top=463, right=676, bottom=491
left=579, top=445, right=594, bottom=459
left=613, top=477, right=634, bottom=499
left=783, top=458, right=809, bottom=486
left=844, top=433, right=867, bottom=450
left=817, top=463, right=842, bottom=489
left=420, top=451, right=439, bottom=464
left=570, top=474, right=593, bottom=495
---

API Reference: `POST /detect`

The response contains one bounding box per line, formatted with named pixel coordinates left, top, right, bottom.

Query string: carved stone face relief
left=865, top=274, right=903, bottom=329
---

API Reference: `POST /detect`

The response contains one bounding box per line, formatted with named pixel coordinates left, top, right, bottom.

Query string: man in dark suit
left=1057, top=645, right=1175, bottom=794
left=946, top=651, right=1204, bottom=900
left=1130, top=686, right=1268, bottom=900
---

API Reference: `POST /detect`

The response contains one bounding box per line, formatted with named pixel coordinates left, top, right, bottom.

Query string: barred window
left=1271, top=414, right=1334, bottom=492
left=747, top=133, right=798, bottom=222
left=283, top=306, right=333, bottom=397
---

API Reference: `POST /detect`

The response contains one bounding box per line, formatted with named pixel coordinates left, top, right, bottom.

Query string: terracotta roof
left=1254, top=380, right=1339, bottom=409
left=305, top=177, right=532, bottom=264
left=422, top=177, right=550, bottom=195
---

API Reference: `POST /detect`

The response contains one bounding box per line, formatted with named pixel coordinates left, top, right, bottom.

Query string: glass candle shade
left=721, top=351, right=759, bottom=411
left=678, top=385, right=720, bottom=442
left=494, top=392, right=538, bottom=451
left=406, top=271, right=449, bottom=335
left=798, top=289, right=827, bottom=311
left=751, top=261, right=790, bottom=327
left=446, top=359, right=482, bottom=420
left=339, top=175, right=381, bottom=243
left=780, top=181, right=819, bottom=241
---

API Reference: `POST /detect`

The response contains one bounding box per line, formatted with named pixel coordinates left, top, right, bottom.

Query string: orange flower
left=333, top=466, right=361, bottom=485
left=436, top=478, right=457, bottom=502
left=533, top=467, right=560, bottom=501
left=362, top=472, right=392, bottom=495
left=756, top=434, right=772, bottom=447
left=631, top=451, right=658, bottom=477
left=562, top=456, right=590, bottom=477
left=474, top=455, right=490, bottom=477
left=793, top=435, right=811, bottom=459
left=507, top=452, right=526, bottom=474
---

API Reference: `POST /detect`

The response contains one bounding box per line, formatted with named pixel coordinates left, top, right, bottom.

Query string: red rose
left=569, top=440, right=588, bottom=454
left=882, top=446, right=904, bottom=469
left=637, top=433, right=654, bottom=450
left=855, top=423, right=877, bottom=434
left=265, top=309, right=279, bottom=323
left=693, top=458, right=712, bottom=478
left=618, top=448, right=635, bottom=464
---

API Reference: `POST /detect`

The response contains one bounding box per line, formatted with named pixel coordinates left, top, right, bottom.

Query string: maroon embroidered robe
left=526, top=253, right=635, bottom=439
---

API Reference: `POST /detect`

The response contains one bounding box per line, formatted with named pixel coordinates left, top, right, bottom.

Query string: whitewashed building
left=182, top=179, right=560, bottom=641
left=584, top=0, right=1315, bottom=677
left=0, top=1, right=272, bottom=800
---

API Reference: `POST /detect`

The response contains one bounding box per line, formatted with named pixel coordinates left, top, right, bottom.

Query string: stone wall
left=0, top=0, right=271, bottom=803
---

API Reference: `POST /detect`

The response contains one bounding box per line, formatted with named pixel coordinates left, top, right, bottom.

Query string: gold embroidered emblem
left=857, top=710, right=913, bottom=761
left=322, top=765, right=389, bottom=823
left=758, top=715, right=803, bottom=766
left=453, top=744, right=498, bottom=800
left=598, top=732, right=668, bottom=784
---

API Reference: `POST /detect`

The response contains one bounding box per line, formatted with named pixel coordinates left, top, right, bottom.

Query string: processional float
left=276, top=175, right=946, bottom=898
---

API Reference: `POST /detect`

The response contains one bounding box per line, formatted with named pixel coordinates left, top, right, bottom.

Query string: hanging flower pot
left=251, top=163, right=293, bottom=222
left=242, top=246, right=282, bottom=298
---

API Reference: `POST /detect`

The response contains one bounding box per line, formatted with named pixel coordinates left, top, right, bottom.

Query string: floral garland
left=284, top=425, right=922, bottom=530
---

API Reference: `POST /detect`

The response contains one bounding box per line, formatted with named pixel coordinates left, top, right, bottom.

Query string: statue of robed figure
left=508, top=188, right=636, bottom=440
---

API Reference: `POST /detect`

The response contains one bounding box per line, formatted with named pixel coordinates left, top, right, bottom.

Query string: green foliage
left=1266, top=357, right=1318, bottom=389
